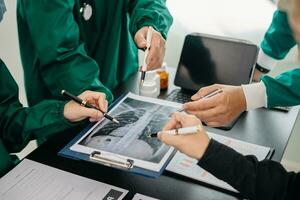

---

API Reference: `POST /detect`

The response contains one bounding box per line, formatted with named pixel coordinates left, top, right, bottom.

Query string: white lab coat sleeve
left=242, top=81, right=268, bottom=111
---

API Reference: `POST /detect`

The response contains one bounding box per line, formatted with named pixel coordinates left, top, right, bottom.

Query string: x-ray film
left=70, top=93, right=182, bottom=172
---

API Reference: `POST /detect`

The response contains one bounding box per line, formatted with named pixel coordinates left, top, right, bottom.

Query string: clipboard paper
left=59, top=92, right=181, bottom=177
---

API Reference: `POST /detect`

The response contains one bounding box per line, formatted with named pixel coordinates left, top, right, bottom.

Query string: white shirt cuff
left=257, top=49, right=279, bottom=70
left=242, top=81, right=267, bottom=111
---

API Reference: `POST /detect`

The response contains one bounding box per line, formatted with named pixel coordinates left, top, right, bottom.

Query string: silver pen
left=177, top=88, right=223, bottom=112
left=140, top=26, right=154, bottom=85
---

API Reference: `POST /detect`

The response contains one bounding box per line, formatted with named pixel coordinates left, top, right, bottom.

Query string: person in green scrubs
left=0, top=1, right=109, bottom=177
left=182, top=1, right=300, bottom=127
left=17, top=0, right=173, bottom=106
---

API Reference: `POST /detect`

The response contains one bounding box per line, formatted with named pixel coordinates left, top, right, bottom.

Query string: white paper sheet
left=166, top=132, right=272, bottom=193
left=71, top=92, right=181, bottom=172
left=0, top=159, right=128, bottom=200
left=132, top=193, right=159, bottom=200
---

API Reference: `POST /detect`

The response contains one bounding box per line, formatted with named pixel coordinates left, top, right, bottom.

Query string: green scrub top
left=260, top=10, right=300, bottom=108
left=17, top=0, right=173, bottom=106
left=0, top=59, right=75, bottom=177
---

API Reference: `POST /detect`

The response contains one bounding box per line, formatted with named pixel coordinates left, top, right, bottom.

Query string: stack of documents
left=166, top=132, right=272, bottom=193
left=0, top=159, right=128, bottom=200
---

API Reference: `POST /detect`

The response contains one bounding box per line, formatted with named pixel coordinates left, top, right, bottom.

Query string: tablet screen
left=174, top=33, right=258, bottom=91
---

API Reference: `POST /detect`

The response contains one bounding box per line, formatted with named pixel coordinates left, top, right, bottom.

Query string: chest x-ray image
left=78, top=94, right=179, bottom=164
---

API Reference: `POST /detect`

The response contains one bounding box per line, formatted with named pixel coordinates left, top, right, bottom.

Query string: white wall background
left=1, top=0, right=300, bottom=170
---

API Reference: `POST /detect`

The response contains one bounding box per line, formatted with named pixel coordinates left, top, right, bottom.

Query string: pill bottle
left=156, top=62, right=169, bottom=90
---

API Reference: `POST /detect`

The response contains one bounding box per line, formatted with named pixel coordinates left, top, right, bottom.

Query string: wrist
left=195, top=132, right=211, bottom=160
left=255, top=63, right=270, bottom=74
left=238, top=87, right=247, bottom=112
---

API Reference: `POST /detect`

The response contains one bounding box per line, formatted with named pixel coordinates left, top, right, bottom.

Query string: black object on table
left=27, top=67, right=299, bottom=200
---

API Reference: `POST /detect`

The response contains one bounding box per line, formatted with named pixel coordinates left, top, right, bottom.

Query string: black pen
left=177, top=88, right=223, bottom=113
left=61, top=90, right=119, bottom=124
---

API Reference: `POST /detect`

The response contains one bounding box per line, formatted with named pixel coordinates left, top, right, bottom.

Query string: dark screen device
left=167, top=33, right=258, bottom=130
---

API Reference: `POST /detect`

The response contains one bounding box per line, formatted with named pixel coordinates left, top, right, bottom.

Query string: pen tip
left=61, top=90, right=65, bottom=95
left=113, top=119, right=120, bottom=124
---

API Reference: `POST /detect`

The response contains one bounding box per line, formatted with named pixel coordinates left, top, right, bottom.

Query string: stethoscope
left=80, top=2, right=93, bottom=21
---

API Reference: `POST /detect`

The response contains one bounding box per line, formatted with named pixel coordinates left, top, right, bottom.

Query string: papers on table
left=0, top=159, right=128, bottom=200
left=69, top=92, right=181, bottom=173
left=132, top=193, right=159, bottom=200
left=166, top=131, right=272, bottom=193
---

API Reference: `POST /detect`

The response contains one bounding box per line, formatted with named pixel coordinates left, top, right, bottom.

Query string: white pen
left=148, top=125, right=203, bottom=138
left=177, top=88, right=223, bottom=113
left=140, top=26, right=154, bottom=85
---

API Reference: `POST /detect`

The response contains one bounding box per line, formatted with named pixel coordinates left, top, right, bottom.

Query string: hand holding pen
left=140, top=26, right=154, bottom=85
left=177, top=88, right=223, bottom=113
left=134, top=26, right=166, bottom=84
left=148, top=125, right=203, bottom=138
left=61, top=90, right=119, bottom=124
left=158, top=112, right=210, bottom=160
left=183, top=84, right=247, bottom=127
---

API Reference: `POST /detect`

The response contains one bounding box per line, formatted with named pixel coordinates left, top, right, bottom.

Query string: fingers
left=79, top=90, right=108, bottom=111
left=183, top=95, right=219, bottom=111
left=135, top=26, right=166, bottom=70
left=188, top=106, right=223, bottom=122
left=158, top=132, right=184, bottom=148
left=97, top=93, right=108, bottom=113
left=146, top=31, right=165, bottom=70
left=162, top=112, right=181, bottom=131
left=191, top=84, right=222, bottom=100
left=163, top=112, right=202, bottom=131
left=78, top=91, right=108, bottom=122
left=80, top=107, right=103, bottom=122
left=134, top=27, right=147, bottom=49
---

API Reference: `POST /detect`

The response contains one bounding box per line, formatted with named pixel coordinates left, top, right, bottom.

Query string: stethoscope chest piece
left=80, top=3, right=92, bottom=21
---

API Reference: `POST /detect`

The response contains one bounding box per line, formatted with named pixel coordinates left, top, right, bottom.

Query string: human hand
left=158, top=112, right=210, bottom=160
left=183, top=84, right=246, bottom=127
left=252, top=68, right=264, bottom=82
left=64, top=91, right=108, bottom=123
left=134, top=26, right=166, bottom=70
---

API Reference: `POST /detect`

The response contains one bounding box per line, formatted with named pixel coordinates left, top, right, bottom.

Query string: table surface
left=27, top=67, right=299, bottom=200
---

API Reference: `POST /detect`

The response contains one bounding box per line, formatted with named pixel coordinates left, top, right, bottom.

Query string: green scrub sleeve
left=128, top=0, right=173, bottom=39
left=20, top=0, right=113, bottom=103
left=261, top=68, right=300, bottom=108
left=0, top=60, right=75, bottom=153
left=260, top=10, right=297, bottom=60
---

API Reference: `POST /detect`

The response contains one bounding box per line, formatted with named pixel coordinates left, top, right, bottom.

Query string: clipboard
left=59, top=92, right=177, bottom=178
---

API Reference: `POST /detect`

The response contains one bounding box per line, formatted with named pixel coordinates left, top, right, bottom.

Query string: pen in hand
left=147, top=125, right=203, bottom=138
left=61, top=90, right=119, bottom=124
left=177, top=88, right=223, bottom=113
left=140, top=26, right=154, bottom=85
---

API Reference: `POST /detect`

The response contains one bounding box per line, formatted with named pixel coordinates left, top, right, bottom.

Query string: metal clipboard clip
left=89, top=151, right=134, bottom=170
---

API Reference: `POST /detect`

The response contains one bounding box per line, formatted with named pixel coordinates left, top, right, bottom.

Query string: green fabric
left=0, top=59, right=74, bottom=176
left=260, top=10, right=297, bottom=60
left=261, top=69, right=300, bottom=108
left=17, top=0, right=173, bottom=106
left=259, top=9, right=300, bottom=108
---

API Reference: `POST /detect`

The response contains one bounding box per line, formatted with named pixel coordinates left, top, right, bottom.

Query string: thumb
left=191, top=84, right=221, bottom=100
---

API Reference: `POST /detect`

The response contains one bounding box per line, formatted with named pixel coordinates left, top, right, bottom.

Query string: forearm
left=0, top=60, right=80, bottom=152
left=259, top=10, right=296, bottom=70
left=129, top=0, right=173, bottom=39
left=0, top=100, right=77, bottom=153
left=198, top=139, right=300, bottom=200
left=261, top=68, right=300, bottom=108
